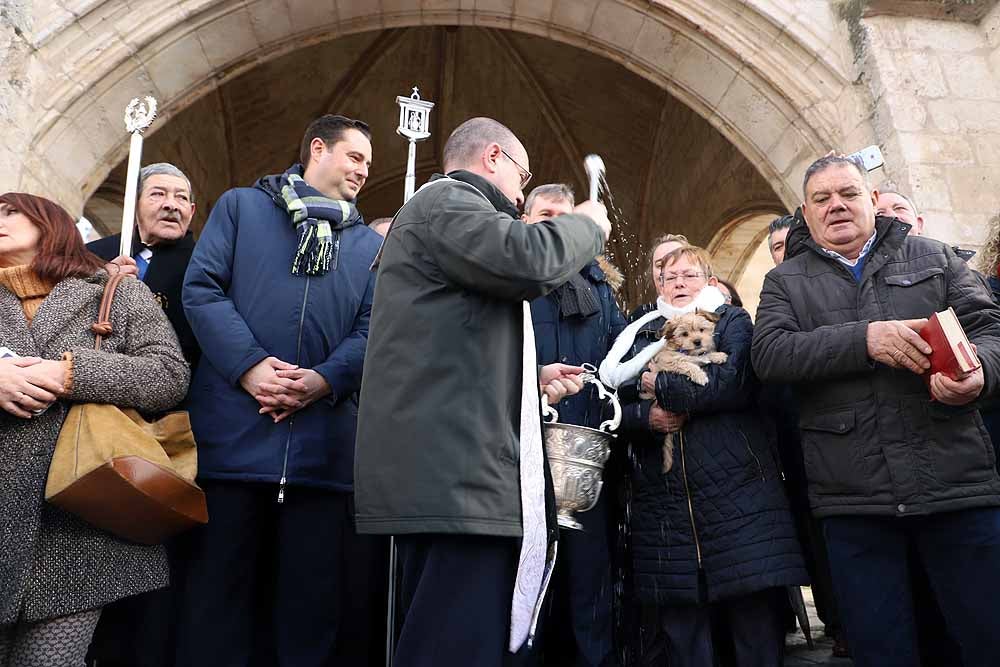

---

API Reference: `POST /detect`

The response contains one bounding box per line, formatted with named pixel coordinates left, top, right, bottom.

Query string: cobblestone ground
left=785, top=587, right=853, bottom=667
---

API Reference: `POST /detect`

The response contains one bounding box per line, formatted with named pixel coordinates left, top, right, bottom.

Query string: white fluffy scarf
left=598, top=286, right=726, bottom=389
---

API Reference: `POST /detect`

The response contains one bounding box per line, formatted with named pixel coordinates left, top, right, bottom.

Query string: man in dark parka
left=355, top=118, right=610, bottom=667
left=178, top=115, right=382, bottom=667
left=752, top=155, right=1000, bottom=667
left=523, top=183, right=626, bottom=667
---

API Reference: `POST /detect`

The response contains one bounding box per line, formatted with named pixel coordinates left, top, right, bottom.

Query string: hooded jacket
left=752, top=216, right=1000, bottom=518
left=354, top=171, right=605, bottom=536
left=530, top=257, right=627, bottom=428
left=182, top=175, right=381, bottom=492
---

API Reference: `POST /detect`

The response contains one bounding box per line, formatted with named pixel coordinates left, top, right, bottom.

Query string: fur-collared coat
left=0, top=272, right=190, bottom=625
left=530, top=256, right=627, bottom=429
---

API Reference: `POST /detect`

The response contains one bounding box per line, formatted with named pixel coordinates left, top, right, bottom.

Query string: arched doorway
left=83, top=24, right=792, bottom=310
left=18, top=0, right=869, bottom=308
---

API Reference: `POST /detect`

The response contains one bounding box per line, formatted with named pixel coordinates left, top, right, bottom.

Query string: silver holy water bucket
left=542, top=366, right=622, bottom=530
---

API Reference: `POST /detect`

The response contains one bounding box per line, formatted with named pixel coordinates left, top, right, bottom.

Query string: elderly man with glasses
left=355, top=117, right=611, bottom=667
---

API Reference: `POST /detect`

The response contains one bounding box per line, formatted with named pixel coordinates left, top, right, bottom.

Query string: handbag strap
left=90, top=273, right=126, bottom=350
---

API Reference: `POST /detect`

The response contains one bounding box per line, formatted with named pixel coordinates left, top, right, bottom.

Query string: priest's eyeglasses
left=659, top=271, right=707, bottom=285
left=500, top=148, right=533, bottom=189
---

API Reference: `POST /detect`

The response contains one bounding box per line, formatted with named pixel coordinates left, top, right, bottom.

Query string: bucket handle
left=580, top=363, right=622, bottom=433
left=539, top=363, right=621, bottom=433
left=541, top=394, right=559, bottom=423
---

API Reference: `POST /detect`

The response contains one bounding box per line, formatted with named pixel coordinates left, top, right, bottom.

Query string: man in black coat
left=87, top=162, right=199, bottom=369
left=752, top=154, right=1000, bottom=667
left=524, top=183, right=627, bottom=667
left=356, top=118, right=611, bottom=667
left=84, top=162, right=198, bottom=667
left=760, top=213, right=848, bottom=659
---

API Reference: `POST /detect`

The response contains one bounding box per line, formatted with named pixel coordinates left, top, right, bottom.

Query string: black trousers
left=823, top=509, right=1000, bottom=667
left=534, top=493, right=614, bottom=667
left=86, top=534, right=193, bottom=667
left=394, top=533, right=535, bottom=667
left=642, top=587, right=785, bottom=667
left=173, top=481, right=380, bottom=667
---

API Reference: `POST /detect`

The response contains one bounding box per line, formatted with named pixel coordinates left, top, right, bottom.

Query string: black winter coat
left=974, top=274, right=1000, bottom=470
left=88, top=232, right=200, bottom=369
left=752, top=217, right=1000, bottom=518
left=620, top=304, right=807, bottom=605
left=531, top=259, right=627, bottom=428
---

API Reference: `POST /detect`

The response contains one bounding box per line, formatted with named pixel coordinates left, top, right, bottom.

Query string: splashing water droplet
left=598, top=174, right=649, bottom=314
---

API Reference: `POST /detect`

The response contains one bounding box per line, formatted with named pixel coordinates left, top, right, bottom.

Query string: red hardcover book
left=919, top=306, right=981, bottom=383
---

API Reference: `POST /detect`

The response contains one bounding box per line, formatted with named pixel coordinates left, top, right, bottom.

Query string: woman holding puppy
left=601, top=245, right=806, bottom=666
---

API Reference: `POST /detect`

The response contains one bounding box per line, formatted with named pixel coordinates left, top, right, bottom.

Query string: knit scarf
left=598, top=286, right=726, bottom=388
left=554, top=271, right=600, bottom=318
left=269, top=165, right=362, bottom=276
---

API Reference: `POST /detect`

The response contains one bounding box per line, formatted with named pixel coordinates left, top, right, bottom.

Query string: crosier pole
left=119, top=96, right=158, bottom=258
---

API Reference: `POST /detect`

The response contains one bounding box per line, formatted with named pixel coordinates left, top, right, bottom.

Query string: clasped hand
left=240, top=356, right=331, bottom=423
left=0, top=357, right=66, bottom=419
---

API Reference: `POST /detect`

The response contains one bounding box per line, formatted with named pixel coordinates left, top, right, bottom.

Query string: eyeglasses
left=658, top=271, right=707, bottom=285
left=500, top=148, right=532, bottom=189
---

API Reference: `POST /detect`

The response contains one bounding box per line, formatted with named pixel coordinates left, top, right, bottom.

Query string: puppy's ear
left=658, top=320, right=676, bottom=340
left=697, top=309, right=721, bottom=323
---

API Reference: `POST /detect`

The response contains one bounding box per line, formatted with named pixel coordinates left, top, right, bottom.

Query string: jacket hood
left=595, top=255, right=624, bottom=292
left=438, top=170, right=520, bottom=219
left=785, top=213, right=910, bottom=262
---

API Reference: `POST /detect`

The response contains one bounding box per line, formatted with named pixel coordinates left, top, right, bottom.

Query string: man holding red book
left=751, top=154, right=1000, bottom=667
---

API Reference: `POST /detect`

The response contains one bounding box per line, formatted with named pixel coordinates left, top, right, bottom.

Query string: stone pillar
left=858, top=2, right=1000, bottom=246
left=0, top=0, right=34, bottom=195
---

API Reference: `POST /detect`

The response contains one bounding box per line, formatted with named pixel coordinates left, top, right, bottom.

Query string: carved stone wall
left=859, top=2, right=1000, bottom=244
left=1, top=0, right=998, bottom=301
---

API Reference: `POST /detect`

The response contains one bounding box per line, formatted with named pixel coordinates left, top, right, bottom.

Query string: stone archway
left=707, top=207, right=788, bottom=318
left=707, top=205, right=787, bottom=284
left=11, top=0, right=872, bottom=216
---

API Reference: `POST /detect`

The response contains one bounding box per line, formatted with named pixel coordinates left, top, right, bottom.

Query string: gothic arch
left=18, top=0, right=871, bottom=214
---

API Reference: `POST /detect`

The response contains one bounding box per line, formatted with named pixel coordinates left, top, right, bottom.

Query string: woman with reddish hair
left=0, top=193, right=189, bottom=665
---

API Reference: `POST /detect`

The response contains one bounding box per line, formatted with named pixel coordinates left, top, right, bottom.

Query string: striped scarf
left=276, top=167, right=360, bottom=276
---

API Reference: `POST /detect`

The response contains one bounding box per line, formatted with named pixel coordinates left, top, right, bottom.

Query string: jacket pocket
left=883, top=267, right=945, bottom=320
left=925, top=403, right=996, bottom=485
left=799, top=408, right=870, bottom=496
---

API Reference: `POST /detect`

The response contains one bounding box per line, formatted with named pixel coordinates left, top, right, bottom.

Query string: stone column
left=856, top=2, right=1000, bottom=246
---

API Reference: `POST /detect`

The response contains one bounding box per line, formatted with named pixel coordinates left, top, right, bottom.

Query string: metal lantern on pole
left=385, top=86, right=435, bottom=667
left=395, top=87, right=435, bottom=203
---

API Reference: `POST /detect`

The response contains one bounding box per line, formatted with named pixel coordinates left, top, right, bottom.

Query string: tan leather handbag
left=45, top=273, right=208, bottom=545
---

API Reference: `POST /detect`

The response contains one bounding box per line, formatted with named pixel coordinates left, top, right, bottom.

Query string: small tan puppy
left=640, top=310, right=728, bottom=472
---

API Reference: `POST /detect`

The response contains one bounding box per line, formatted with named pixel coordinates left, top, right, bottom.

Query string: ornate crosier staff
left=385, top=87, right=435, bottom=667
left=119, top=96, right=158, bottom=257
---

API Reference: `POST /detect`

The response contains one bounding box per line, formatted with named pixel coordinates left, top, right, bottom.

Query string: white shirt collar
left=819, top=230, right=877, bottom=267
